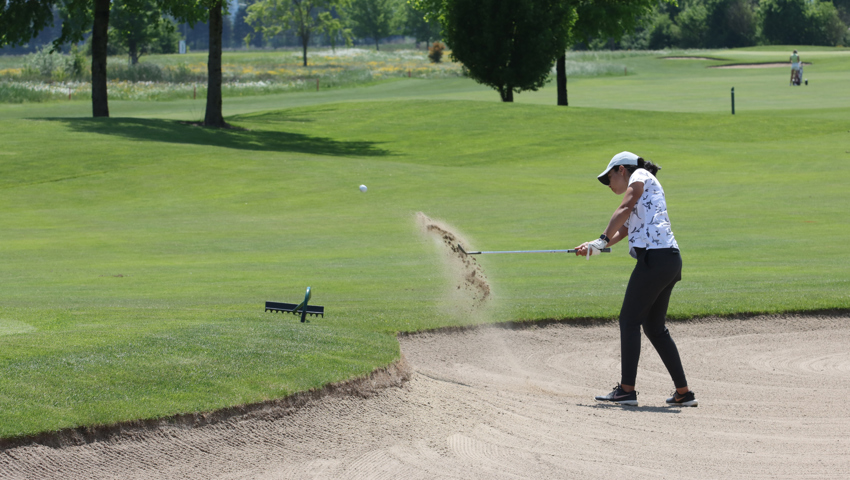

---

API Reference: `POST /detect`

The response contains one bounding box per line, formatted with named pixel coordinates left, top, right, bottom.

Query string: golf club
left=457, top=244, right=611, bottom=255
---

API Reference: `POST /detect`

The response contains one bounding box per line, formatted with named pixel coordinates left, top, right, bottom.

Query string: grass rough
left=0, top=47, right=848, bottom=439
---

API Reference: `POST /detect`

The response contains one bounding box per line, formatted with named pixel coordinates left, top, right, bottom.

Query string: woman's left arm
left=574, top=181, right=644, bottom=256
left=602, top=181, right=643, bottom=241
left=606, top=225, right=629, bottom=246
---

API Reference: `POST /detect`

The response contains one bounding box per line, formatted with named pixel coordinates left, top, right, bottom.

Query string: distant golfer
left=790, top=50, right=801, bottom=86
left=576, top=151, right=697, bottom=407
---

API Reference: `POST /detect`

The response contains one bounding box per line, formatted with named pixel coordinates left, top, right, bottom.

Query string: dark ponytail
left=623, top=157, right=661, bottom=176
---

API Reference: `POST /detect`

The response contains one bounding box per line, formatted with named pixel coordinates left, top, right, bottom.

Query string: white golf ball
left=359, top=184, right=367, bottom=192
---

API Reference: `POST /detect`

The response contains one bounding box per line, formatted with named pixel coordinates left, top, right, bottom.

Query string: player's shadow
left=43, top=117, right=393, bottom=158
left=577, top=403, right=684, bottom=414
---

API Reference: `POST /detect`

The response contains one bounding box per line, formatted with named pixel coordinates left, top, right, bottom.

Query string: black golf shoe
left=666, top=390, right=698, bottom=407
left=594, top=384, right=638, bottom=406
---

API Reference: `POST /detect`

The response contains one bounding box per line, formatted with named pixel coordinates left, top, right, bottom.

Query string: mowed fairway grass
left=1, top=48, right=848, bottom=439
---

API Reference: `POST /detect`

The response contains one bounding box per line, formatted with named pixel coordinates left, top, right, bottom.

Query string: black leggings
left=619, top=247, right=688, bottom=388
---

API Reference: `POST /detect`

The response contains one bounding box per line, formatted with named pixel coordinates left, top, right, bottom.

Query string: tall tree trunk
left=91, top=0, right=110, bottom=117
left=499, top=86, right=514, bottom=102
left=302, top=34, right=309, bottom=66
left=556, top=54, right=568, bottom=106
left=129, top=38, right=139, bottom=66
left=204, top=0, right=226, bottom=127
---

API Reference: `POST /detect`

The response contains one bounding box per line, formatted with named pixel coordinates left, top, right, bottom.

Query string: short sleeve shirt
left=623, top=168, right=678, bottom=258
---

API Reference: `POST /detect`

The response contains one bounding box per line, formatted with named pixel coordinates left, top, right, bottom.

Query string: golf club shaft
left=459, top=244, right=610, bottom=255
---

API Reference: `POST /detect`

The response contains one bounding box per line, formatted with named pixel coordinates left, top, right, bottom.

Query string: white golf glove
left=586, top=237, right=608, bottom=259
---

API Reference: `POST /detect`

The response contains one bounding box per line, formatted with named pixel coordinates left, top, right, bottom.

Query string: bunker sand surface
left=1, top=314, right=848, bottom=479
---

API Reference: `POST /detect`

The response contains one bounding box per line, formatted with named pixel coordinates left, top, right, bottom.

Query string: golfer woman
left=790, top=49, right=801, bottom=85
left=576, top=151, right=697, bottom=407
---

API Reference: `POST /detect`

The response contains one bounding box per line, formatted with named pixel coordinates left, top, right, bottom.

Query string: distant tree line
left=8, top=0, right=847, bottom=57
left=580, top=0, right=849, bottom=50
left=2, top=0, right=442, bottom=57
left=4, top=0, right=847, bottom=116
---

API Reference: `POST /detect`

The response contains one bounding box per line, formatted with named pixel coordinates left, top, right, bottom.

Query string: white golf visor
left=598, top=151, right=640, bottom=185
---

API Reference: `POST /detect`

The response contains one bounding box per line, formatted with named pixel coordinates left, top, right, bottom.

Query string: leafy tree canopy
left=347, top=0, right=400, bottom=50
left=402, top=0, right=441, bottom=44
left=0, top=0, right=55, bottom=47
left=570, top=0, right=659, bottom=45
left=247, top=0, right=349, bottom=66
left=110, top=0, right=181, bottom=64
left=409, top=0, right=446, bottom=23
left=442, top=0, right=574, bottom=102
left=760, top=0, right=846, bottom=45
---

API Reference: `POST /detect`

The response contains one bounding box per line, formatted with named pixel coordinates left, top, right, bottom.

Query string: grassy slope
left=0, top=48, right=848, bottom=438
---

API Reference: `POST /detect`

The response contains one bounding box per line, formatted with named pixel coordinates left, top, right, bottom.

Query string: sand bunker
left=2, top=313, right=848, bottom=479
left=710, top=62, right=811, bottom=69
left=415, top=212, right=491, bottom=309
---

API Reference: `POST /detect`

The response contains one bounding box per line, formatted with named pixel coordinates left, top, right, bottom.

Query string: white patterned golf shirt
left=624, top=168, right=678, bottom=258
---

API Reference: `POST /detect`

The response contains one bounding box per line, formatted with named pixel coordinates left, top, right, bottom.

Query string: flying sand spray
left=416, top=212, right=491, bottom=313
left=416, top=212, right=612, bottom=318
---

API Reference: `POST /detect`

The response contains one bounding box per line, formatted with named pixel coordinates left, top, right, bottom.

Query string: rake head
left=265, top=286, right=324, bottom=322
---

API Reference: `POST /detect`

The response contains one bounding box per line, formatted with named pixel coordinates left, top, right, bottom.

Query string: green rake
left=265, top=286, right=324, bottom=323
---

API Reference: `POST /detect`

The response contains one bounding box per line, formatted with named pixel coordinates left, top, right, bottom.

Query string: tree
left=402, top=1, right=441, bottom=48
left=559, top=0, right=659, bottom=105
left=442, top=0, right=574, bottom=102
left=149, top=1, right=229, bottom=127
left=234, top=1, right=265, bottom=48
left=676, top=3, right=709, bottom=47
left=110, top=0, right=180, bottom=65
left=203, top=0, right=227, bottom=126
left=414, top=0, right=661, bottom=105
left=807, top=1, right=847, bottom=46
left=0, top=0, right=115, bottom=116
left=647, top=11, right=679, bottom=49
left=704, top=0, right=757, bottom=48
left=318, top=10, right=352, bottom=51
left=90, top=0, right=110, bottom=117
left=139, top=0, right=227, bottom=127
left=760, top=0, right=846, bottom=45
left=759, top=0, right=811, bottom=44
left=247, top=0, right=349, bottom=66
left=0, top=6, right=63, bottom=54
left=410, top=0, right=445, bottom=24
left=834, top=0, right=850, bottom=25
left=1, top=0, right=207, bottom=118
left=347, top=0, right=399, bottom=50
left=109, top=0, right=224, bottom=126
left=0, top=0, right=57, bottom=48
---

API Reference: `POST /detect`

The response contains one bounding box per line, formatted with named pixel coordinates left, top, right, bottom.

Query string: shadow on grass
left=44, top=117, right=393, bottom=157
left=229, top=107, right=342, bottom=124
